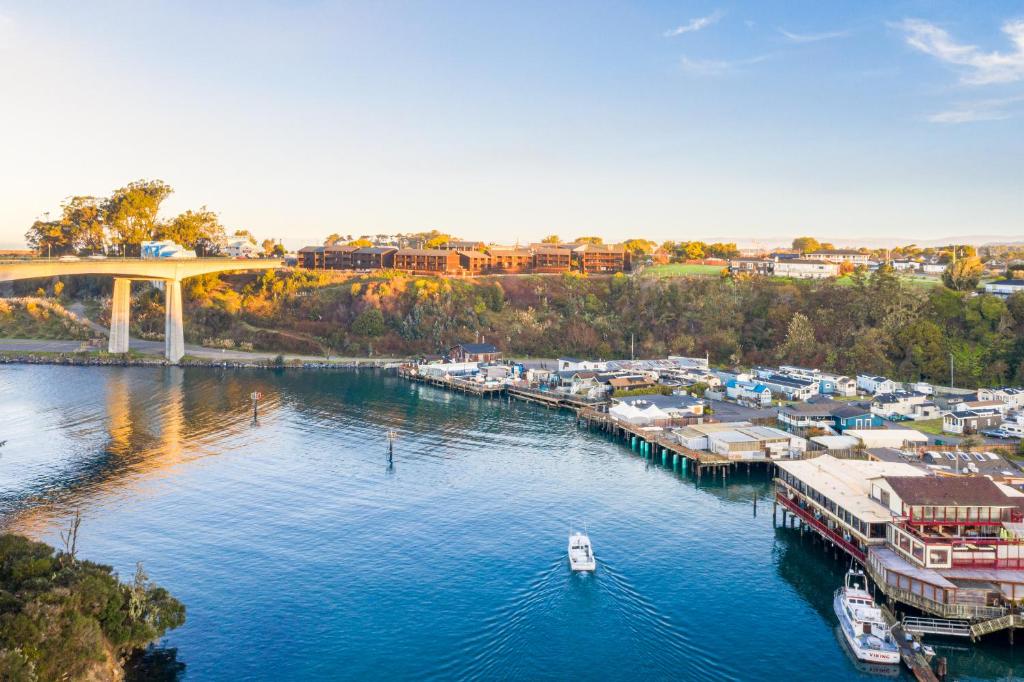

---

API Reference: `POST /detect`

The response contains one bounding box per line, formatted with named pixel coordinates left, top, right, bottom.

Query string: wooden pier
left=575, top=406, right=775, bottom=481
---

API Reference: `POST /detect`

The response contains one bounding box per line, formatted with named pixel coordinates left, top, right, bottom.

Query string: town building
left=725, top=379, right=772, bottom=406
left=773, top=258, right=840, bottom=279
left=806, top=249, right=871, bottom=267
left=870, top=391, right=941, bottom=421
left=984, top=279, right=1024, bottom=298
left=857, top=375, right=900, bottom=395
left=224, top=238, right=260, bottom=258
left=943, top=409, right=1003, bottom=435
left=753, top=372, right=818, bottom=401
left=558, top=358, right=608, bottom=372
left=977, top=387, right=1024, bottom=410
left=447, top=342, right=501, bottom=364
left=728, top=258, right=774, bottom=276
left=778, top=456, right=1024, bottom=621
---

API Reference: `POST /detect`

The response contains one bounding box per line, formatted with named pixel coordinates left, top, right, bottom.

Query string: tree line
left=24, top=179, right=282, bottom=257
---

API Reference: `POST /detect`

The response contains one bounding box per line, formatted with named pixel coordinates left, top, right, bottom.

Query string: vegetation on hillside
left=0, top=532, right=185, bottom=681
left=0, top=298, right=93, bottom=340
left=105, top=265, right=1024, bottom=387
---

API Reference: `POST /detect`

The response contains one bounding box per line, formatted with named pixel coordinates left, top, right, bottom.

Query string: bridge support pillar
left=164, top=279, right=184, bottom=363
left=108, top=278, right=131, bottom=354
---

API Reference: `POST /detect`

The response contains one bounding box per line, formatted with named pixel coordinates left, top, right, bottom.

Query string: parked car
left=981, top=427, right=1022, bottom=440
left=57, top=255, right=81, bottom=262
left=86, top=253, right=108, bottom=260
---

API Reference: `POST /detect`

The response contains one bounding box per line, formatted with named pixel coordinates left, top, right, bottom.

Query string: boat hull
left=833, top=593, right=901, bottom=665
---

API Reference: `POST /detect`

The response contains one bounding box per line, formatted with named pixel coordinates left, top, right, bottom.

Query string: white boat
left=568, top=530, right=596, bottom=572
left=834, top=571, right=900, bottom=665
left=833, top=569, right=900, bottom=665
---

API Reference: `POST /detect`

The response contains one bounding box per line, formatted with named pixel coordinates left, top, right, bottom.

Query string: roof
left=776, top=259, right=839, bottom=266
left=395, top=248, right=453, bottom=256
left=355, top=246, right=398, bottom=254
left=616, top=394, right=702, bottom=411
left=298, top=245, right=325, bottom=253
left=456, top=250, right=490, bottom=259
left=884, top=475, right=1013, bottom=507
left=780, top=402, right=837, bottom=417
left=831, top=405, right=872, bottom=419
left=325, top=244, right=359, bottom=252
left=809, top=249, right=864, bottom=256
left=777, top=454, right=926, bottom=523
left=987, top=279, right=1024, bottom=287
left=453, top=342, right=499, bottom=354
left=572, top=243, right=625, bottom=254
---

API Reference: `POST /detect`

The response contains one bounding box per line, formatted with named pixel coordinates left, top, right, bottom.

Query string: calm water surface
left=0, top=366, right=1021, bottom=680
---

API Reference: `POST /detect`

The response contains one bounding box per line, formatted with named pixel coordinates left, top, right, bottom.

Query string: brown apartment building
left=572, top=244, right=630, bottom=273
left=532, top=247, right=573, bottom=272
left=457, top=250, right=491, bottom=274
left=352, top=247, right=397, bottom=269
left=325, top=244, right=358, bottom=269
left=393, top=248, right=460, bottom=274
left=298, top=246, right=326, bottom=269
left=487, top=248, right=532, bottom=273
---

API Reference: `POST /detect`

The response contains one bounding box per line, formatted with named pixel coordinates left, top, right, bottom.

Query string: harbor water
left=0, top=365, right=1020, bottom=680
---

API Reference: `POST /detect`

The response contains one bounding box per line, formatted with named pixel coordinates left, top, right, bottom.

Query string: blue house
left=830, top=404, right=882, bottom=433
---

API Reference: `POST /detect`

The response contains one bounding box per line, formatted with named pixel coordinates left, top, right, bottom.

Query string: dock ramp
left=902, top=616, right=971, bottom=638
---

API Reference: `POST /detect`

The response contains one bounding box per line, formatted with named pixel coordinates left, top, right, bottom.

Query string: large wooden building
left=393, top=249, right=460, bottom=274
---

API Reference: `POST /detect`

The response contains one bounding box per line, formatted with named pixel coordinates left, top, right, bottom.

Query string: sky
left=0, top=0, right=1022, bottom=249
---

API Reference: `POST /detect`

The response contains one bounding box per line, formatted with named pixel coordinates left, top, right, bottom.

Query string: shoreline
left=0, top=350, right=402, bottom=370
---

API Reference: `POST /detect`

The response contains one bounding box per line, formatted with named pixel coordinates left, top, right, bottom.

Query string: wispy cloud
left=778, top=28, right=850, bottom=44
left=895, top=18, right=1024, bottom=85
left=927, top=94, right=1024, bottom=123
left=664, top=10, right=723, bottom=38
left=679, top=54, right=769, bottom=76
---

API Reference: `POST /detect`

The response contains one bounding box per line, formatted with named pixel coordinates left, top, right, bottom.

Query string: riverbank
left=0, top=349, right=402, bottom=370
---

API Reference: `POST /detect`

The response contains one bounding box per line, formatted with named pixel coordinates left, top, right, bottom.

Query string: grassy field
left=906, top=417, right=945, bottom=435
left=640, top=263, right=725, bottom=278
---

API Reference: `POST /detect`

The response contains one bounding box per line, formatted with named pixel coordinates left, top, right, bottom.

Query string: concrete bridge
left=0, top=258, right=283, bottom=362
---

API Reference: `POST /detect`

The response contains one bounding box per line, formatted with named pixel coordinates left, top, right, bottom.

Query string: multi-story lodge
left=352, top=246, right=397, bottom=270
left=298, top=245, right=326, bottom=269
left=325, top=244, right=358, bottom=269
left=777, top=455, right=1024, bottom=624
left=487, top=248, right=532, bottom=273
left=393, top=248, right=460, bottom=274
left=532, top=247, right=573, bottom=272
left=457, top=250, right=490, bottom=274
left=571, top=243, right=630, bottom=273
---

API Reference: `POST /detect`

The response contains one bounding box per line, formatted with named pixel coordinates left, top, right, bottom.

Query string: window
left=880, top=490, right=891, bottom=507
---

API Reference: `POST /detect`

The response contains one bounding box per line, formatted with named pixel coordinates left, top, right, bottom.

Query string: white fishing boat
left=833, top=569, right=900, bottom=665
left=568, top=530, right=596, bottom=572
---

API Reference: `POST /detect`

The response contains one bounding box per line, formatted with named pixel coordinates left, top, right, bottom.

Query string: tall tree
left=776, top=312, right=820, bottom=366
left=573, top=236, right=603, bottom=245
left=942, top=257, right=984, bottom=291
left=103, top=179, right=173, bottom=255
left=61, top=196, right=106, bottom=253
left=159, top=207, right=226, bottom=255
left=24, top=217, right=74, bottom=256
left=792, top=236, right=821, bottom=253
left=540, top=234, right=560, bottom=244
left=323, top=233, right=342, bottom=246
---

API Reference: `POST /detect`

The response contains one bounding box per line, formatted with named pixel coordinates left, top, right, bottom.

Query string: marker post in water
left=386, top=429, right=397, bottom=464
left=251, top=391, right=263, bottom=424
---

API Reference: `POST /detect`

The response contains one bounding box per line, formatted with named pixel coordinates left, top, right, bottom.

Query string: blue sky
left=0, top=1, right=1021, bottom=248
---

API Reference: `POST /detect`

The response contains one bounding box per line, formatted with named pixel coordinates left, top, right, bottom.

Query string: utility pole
left=949, top=353, right=954, bottom=389
left=630, top=333, right=635, bottom=361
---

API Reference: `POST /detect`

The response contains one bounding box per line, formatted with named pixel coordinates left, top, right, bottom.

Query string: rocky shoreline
left=0, top=352, right=402, bottom=370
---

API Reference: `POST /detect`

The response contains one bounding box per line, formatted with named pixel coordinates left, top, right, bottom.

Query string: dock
left=575, top=406, right=774, bottom=481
